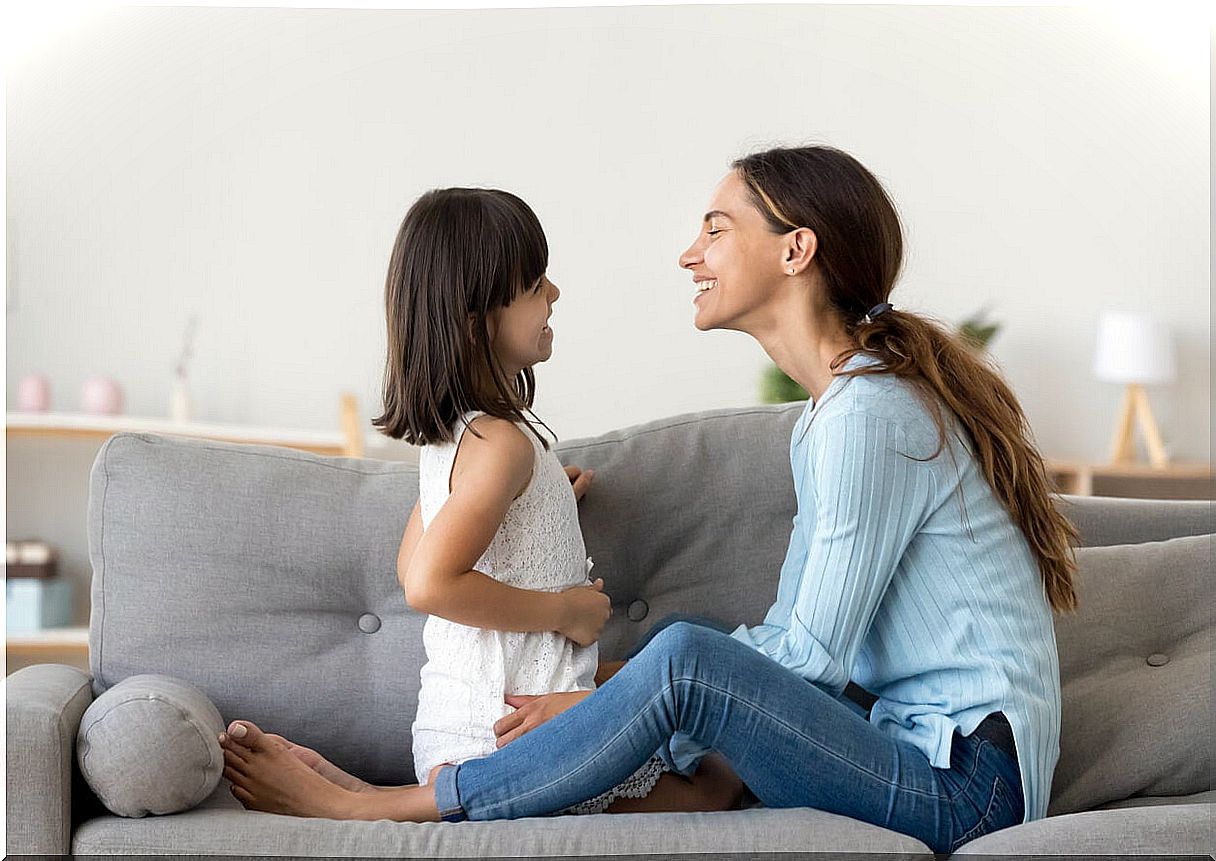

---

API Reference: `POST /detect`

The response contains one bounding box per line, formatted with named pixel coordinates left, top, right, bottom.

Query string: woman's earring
left=787, top=268, right=795, bottom=275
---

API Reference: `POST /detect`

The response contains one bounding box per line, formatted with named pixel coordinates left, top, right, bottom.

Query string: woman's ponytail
left=840, top=310, right=1079, bottom=613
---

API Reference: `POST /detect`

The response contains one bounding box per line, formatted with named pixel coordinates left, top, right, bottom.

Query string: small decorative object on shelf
left=6, top=540, right=71, bottom=632
left=80, top=376, right=125, bottom=416
left=6, top=539, right=59, bottom=578
left=17, top=373, right=52, bottom=412
left=171, top=315, right=199, bottom=423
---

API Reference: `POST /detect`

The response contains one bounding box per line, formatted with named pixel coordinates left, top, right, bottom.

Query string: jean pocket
left=952, top=773, right=1018, bottom=851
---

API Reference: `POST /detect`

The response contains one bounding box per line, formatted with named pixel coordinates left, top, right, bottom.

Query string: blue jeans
left=432, top=622, right=1024, bottom=853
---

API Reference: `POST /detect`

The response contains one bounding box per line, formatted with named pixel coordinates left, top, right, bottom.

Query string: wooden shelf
left=6, top=392, right=376, bottom=457
left=6, top=625, right=89, bottom=651
left=1047, top=460, right=1213, bottom=499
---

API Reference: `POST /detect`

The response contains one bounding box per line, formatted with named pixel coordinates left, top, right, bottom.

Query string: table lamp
left=1092, top=312, right=1175, bottom=468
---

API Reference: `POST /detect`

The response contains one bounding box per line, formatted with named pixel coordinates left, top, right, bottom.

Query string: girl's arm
left=400, top=416, right=610, bottom=645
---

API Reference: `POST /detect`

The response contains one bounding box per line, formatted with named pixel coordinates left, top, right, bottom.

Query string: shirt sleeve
left=730, top=410, right=937, bottom=696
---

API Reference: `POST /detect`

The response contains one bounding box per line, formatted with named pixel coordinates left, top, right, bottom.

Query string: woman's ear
left=784, top=227, right=818, bottom=275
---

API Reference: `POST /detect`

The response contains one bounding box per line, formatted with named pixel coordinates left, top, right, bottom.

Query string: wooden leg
left=1132, top=386, right=1169, bottom=468
left=340, top=393, right=365, bottom=458
left=1108, top=384, right=1138, bottom=464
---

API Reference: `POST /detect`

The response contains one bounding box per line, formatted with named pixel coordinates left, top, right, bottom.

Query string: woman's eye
left=707, top=229, right=723, bottom=236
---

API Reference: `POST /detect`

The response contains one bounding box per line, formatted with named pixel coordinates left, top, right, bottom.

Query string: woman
left=220, top=145, right=1077, bottom=853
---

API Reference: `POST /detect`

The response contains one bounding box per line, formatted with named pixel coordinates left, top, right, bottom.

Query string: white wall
left=6, top=5, right=1210, bottom=620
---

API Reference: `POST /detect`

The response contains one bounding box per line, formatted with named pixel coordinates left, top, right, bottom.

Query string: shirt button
left=1146, top=653, right=1169, bottom=667
left=627, top=600, right=649, bottom=622
left=358, top=613, right=381, bottom=634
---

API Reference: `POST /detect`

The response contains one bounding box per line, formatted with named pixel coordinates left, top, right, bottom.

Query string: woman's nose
left=549, top=280, right=560, bottom=302
left=679, top=239, right=702, bottom=270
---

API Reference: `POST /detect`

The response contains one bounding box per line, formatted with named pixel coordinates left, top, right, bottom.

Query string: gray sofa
left=7, top=403, right=1213, bottom=857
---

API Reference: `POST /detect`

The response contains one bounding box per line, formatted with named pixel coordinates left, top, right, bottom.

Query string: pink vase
left=80, top=376, right=125, bottom=416
left=17, top=374, right=52, bottom=412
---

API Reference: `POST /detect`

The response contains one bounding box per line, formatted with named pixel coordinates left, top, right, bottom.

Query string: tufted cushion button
left=627, top=599, right=649, bottom=622
left=358, top=613, right=381, bottom=634
left=1146, top=653, right=1169, bottom=667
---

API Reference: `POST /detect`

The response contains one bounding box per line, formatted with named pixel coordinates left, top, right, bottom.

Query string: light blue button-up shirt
left=665, top=352, right=1061, bottom=823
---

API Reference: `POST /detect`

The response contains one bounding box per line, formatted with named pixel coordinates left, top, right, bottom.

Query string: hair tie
left=862, top=302, right=893, bottom=324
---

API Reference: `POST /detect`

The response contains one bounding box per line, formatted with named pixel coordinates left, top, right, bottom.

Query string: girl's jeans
left=432, top=621, right=1024, bottom=853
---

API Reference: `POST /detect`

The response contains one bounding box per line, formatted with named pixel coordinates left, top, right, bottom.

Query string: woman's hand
left=564, top=465, right=595, bottom=502
left=494, top=691, right=593, bottom=748
left=557, top=579, right=611, bottom=646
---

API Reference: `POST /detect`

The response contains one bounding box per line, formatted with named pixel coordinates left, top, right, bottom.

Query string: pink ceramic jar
left=80, top=376, right=125, bottom=416
left=17, top=374, right=52, bottom=412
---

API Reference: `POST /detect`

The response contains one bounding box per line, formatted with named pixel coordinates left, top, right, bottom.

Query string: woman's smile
left=692, top=278, right=719, bottom=307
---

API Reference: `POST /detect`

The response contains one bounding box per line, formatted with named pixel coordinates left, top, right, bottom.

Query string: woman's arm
left=736, top=411, right=936, bottom=692
left=400, top=417, right=610, bottom=645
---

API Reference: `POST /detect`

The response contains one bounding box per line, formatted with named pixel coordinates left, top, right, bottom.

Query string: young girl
left=219, top=187, right=740, bottom=816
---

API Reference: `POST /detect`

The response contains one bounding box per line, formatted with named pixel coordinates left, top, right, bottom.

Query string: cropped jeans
left=432, top=621, right=1024, bottom=853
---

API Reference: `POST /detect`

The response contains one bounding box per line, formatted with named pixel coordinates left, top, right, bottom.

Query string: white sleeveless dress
left=411, top=411, right=665, bottom=813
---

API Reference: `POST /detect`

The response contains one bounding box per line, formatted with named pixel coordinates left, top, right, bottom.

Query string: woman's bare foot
left=219, top=720, right=442, bottom=821
left=253, top=730, right=378, bottom=793
left=218, top=721, right=363, bottom=818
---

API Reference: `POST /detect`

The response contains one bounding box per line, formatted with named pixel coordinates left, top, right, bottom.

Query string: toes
left=225, top=720, right=270, bottom=751
left=219, top=734, right=250, bottom=760
left=230, top=783, right=256, bottom=808
left=224, top=748, right=249, bottom=772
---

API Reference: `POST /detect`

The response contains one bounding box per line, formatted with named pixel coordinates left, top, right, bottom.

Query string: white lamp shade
left=1092, top=312, right=1176, bottom=385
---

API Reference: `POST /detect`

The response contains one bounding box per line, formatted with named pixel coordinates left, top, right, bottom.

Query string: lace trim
left=562, top=755, right=668, bottom=815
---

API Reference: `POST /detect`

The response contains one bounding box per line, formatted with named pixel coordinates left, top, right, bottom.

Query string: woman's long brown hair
left=734, top=146, right=1078, bottom=612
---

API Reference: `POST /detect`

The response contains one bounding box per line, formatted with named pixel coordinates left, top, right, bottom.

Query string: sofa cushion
left=950, top=802, right=1214, bottom=856
left=73, top=783, right=933, bottom=856
left=1050, top=533, right=1213, bottom=815
left=76, top=674, right=224, bottom=817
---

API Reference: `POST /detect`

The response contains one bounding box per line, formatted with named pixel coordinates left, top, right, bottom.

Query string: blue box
left=6, top=578, right=72, bottom=631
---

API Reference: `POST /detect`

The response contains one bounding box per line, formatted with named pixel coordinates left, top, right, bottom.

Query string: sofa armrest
left=6, top=664, right=95, bottom=855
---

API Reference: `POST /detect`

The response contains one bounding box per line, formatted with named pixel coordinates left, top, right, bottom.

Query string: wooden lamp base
left=1108, top=383, right=1169, bottom=468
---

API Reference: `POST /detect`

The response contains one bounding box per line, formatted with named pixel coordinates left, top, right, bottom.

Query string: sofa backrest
left=87, top=405, right=1212, bottom=797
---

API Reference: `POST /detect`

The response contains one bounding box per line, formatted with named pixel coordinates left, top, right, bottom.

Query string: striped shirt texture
left=668, top=351, right=1061, bottom=823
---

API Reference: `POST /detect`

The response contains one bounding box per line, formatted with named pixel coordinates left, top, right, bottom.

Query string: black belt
left=971, top=711, right=1017, bottom=762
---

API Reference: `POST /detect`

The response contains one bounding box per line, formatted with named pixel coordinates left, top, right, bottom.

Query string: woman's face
left=678, top=171, right=791, bottom=334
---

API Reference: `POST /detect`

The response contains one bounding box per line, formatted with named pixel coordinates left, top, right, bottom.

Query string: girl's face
left=487, top=274, right=560, bottom=375
left=678, top=171, right=792, bottom=334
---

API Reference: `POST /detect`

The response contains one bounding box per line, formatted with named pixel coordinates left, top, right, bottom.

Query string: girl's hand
left=564, top=465, right=595, bottom=502
left=494, top=691, right=593, bottom=748
left=558, top=578, right=611, bottom=645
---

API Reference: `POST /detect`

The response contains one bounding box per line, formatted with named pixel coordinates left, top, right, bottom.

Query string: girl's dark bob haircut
left=372, top=187, right=553, bottom=448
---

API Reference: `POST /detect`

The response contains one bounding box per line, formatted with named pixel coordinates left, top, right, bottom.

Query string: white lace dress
left=411, top=410, right=665, bottom=814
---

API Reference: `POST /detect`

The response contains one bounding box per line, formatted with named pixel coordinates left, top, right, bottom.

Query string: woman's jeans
left=432, top=621, right=1024, bottom=853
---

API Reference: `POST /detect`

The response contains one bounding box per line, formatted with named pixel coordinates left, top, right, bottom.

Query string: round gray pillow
left=76, top=674, right=225, bottom=817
